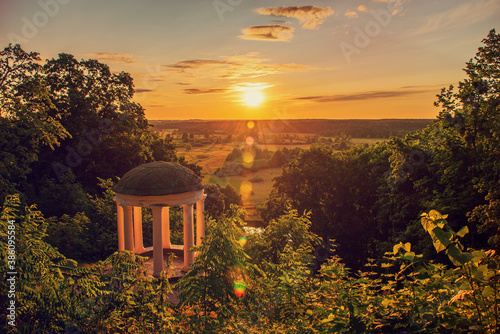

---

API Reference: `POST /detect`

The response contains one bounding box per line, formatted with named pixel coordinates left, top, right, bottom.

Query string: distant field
left=350, top=138, right=386, bottom=146
left=177, top=142, right=236, bottom=173
left=177, top=138, right=385, bottom=172
left=176, top=138, right=386, bottom=224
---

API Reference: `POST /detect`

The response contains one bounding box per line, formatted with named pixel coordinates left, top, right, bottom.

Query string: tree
left=226, top=147, right=242, bottom=161
left=269, top=149, right=287, bottom=168
left=35, top=52, right=163, bottom=193
left=0, top=47, right=184, bottom=217
left=261, top=145, right=388, bottom=269
left=0, top=44, right=69, bottom=201
left=220, top=184, right=241, bottom=207
left=176, top=207, right=251, bottom=330
left=434, top=29, right=500, bottom=251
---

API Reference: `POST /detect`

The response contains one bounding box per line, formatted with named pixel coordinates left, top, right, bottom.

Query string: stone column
left=151, top=206, right=164, bottom=276
left=116, top=203, right=125, bottom=251
left=162, top=206, right=171, bottom=248
left=183, top=203, right=195, bottom=270
left=133, top=207, right=144, bottom=253
left=123, top=206, right=134, bottom=251
left=196, top=198, right=205, bottom=246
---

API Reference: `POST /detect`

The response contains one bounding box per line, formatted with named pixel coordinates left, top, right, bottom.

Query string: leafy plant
left=176, top=205, right=252, bottom=331
left=422, top=210, right=500, bottom=332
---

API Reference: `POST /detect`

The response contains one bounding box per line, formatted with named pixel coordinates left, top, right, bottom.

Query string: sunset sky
left=1, top=0, right=499, bottom=120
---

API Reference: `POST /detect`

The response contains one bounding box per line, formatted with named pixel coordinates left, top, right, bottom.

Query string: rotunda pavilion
left=113, top=161, right=206, bottom=276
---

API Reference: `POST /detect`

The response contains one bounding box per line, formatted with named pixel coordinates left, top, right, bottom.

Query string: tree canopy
left=0, top=44, right=200, bottom=261
left=261, top=29, right=500, bottom=269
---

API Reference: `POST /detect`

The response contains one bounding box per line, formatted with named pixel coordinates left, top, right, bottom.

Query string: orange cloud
left=85, top=52, right=136, bottom=64
left=239, top=25, right=295, bottom=42
left=255, top=6, right=334, bottom=29
left=295, top=87, right=436, bottom=103
left=184, top=88, right=227, bottom=94
left=165, top=59, right=233, bottom=70
left=163, top=53, right=312, bottom=80
left=345, top=10, right=359, bottom=19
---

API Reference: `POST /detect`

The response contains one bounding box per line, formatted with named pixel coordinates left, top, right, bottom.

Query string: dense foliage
left=1, top=194, right=499, bottom=333
left=261, top=29, right=500, bottom=271
left=1, top=30, right=499, bottom=332
left=0, top=44, right=204, bottom=261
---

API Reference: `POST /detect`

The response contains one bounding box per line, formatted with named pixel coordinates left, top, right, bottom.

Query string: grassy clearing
left=350, top=138, right=386, bottom=146
left=177, top=138, right=385, bottom=222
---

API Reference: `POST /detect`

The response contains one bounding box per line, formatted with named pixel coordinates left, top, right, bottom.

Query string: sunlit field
left=175, top=137, right=386, bottom=224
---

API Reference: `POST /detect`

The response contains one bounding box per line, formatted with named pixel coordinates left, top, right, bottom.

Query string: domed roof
left=113, top=161, right=204, bottom=196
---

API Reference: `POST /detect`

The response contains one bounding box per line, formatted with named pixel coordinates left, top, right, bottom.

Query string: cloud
left=135, top=88, right=154, bottom=93
left=271, top=20, right=293, bottom=25
left=357, top=5, right=368, bottom=12
left=239, top=25, right=295, bottom=42
left=255, top=6, right=334, bottom=30
left=345, top=10, right=359, bottom=19
left=410, top=0, right=500, bottom=36
left=164, top=53, right=320, bottom=81
left=184, top=88, right=228, bottom=94
left=165, top=59, right=233, bottom=70
left=86, top=52, right=136, bottom=64
left=357, top=1, right=406, bottom=15
left=295, top=87, right=434, bottom=103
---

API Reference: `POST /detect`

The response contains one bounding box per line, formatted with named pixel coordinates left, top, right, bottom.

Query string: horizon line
left=147, top=118, right=435, bottom=121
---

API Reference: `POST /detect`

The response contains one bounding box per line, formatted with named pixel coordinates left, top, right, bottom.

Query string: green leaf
left=393, top=242, right=404, bottom=255
left=447, top=244, right=474, bottom=266
left=429, top=210, right=441, bottom=220
left=432, top=237, right=447, bottom=253
left=320, top=313, right=335, bottom=324
left=403, top=242, right=411, bottom=252
left=457, top=226, right=469, bottom=238
left=432, top=226, right=452, bottom=247
left=421, top=217, right=435, bottom=233
left=403, top=252, right=415, bottom=261
left=472, top=250, right=487, bottom=260
left=482, top=286, right=494, bottom=298
left=381, top=298, right=393, bottom=307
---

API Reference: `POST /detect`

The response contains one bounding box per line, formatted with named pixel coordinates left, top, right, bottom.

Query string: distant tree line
left=150, top=119, right=432, bottom=139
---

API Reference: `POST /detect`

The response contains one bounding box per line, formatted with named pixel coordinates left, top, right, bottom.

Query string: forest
left=149, top=119, right=433, bottom=140
left=0, top=29, right=499, bottom=333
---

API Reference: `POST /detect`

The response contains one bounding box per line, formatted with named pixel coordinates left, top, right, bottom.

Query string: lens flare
left=247, top=121, right=255, bottom=129
left=246, top=136, right=254, bottom=145
left=233, top=281, right=247, bottom=298
left=243, top=151, right=254, bottom=164
left=229, top=265, right=248, bottom=298
left=239, top=236, right=247, bottom=246
left=240, top=180, right=253, bottom=198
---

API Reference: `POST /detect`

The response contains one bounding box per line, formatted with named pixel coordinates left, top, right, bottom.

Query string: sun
left=243, top=90, right=264, bottom=107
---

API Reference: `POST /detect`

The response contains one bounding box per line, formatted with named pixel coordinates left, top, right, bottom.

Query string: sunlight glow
left=243, top=90, right=264, bottom=107
left=242, top=151, right=255, bottom=165
left=240, top=180, right=253, bottom=199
